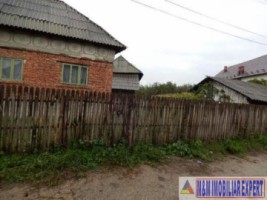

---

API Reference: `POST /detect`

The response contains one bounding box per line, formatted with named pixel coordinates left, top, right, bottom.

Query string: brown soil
left=1, top=152, right=267, bottom=200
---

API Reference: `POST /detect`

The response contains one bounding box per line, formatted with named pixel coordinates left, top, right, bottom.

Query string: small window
left=0, top=57, right=23, bottom=81
left=61, top=63, right=88, bottom=85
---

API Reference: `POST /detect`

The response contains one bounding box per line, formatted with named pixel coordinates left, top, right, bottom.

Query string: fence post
left=60, top=92, right=67, bottom=146
left=125, top=94, right=134, bottom=146
left=0, top=85, right=4, bottom=152
left=109, top=93, right=114, bottom=146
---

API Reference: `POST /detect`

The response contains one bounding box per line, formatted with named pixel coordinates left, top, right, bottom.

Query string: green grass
left=1, top=135, right=267, bottom=184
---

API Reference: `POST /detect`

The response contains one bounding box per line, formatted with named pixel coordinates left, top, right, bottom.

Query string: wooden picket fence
left=0, top=84, right=267, bottom=153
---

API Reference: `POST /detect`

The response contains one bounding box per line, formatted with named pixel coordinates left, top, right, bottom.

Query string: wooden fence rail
left=0, top=85, right=267, bottom=153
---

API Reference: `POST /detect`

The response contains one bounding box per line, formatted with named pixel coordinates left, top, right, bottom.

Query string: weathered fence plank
left=0, top=85, right=4, bottom=151
left=0, top=84, right=267, bottom=153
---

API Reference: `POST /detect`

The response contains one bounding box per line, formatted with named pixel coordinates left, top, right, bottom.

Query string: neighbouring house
left=215, top=55, right=267, bottom=82
left=0, top=0, right=125, bottom=93
left=194, top=77, right=267, bottom=105
left=112, top=56, right=143, bottom=94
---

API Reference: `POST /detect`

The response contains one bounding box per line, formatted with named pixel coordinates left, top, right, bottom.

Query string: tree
left=195, top=82, right=218, bottom=101
left=248, top=79, right=267, bottom=86
left=137, top=82, right=193, bottom=96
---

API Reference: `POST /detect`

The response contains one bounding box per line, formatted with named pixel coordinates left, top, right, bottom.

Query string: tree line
left=137, top=81, right=193, bottom=96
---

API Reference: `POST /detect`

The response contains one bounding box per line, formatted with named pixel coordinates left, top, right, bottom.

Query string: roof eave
left=114, top=45, right=126, bottom=54
left=0, top=24, right=126, bottom=53
left=113, top=72, right=143, bottom=80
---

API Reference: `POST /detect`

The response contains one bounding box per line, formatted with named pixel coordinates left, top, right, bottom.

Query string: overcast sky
left=64, top=0, right=267, bottom=86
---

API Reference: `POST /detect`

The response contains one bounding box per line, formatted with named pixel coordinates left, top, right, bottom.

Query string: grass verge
left=1, top=135, right=267, bottom=184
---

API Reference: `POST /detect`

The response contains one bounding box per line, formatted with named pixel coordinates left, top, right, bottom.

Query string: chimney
left=224, top=66, right=228, bottom=72
left=238, top=66, right=245, bottom=75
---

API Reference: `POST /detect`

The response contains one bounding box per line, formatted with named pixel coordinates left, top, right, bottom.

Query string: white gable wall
left=213, top=82, right=249, bottom=104
left=240, top=74, right=267, bottom=82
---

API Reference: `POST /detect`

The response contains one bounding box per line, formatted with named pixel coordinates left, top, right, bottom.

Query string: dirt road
left=1, top=152, right=267, bottom=200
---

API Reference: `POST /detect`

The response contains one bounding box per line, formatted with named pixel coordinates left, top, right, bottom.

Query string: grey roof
left=113, top=56, right=143, bottom=80
left=196, top=77, right=267, bottom=103
left=215, top=55, right=267, bottom=79
left=0, top=0, right=126, bottom=52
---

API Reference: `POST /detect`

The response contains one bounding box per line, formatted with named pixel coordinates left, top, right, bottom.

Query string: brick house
left=0, top=0, right=125, bottom=93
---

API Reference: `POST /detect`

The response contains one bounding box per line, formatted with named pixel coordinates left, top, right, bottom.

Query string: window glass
left=2, top=58, right=11, bottom=79
left=63, top=64, right=70, bottom=83
left=81, top=67, right=87, bottom=85
left=14, top=60, right=22, bottom=80
left=71, top=65, right=79, bottom=84
left=62, top=64, right=87, bottom=85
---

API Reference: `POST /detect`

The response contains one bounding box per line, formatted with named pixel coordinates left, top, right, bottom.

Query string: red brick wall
left=0, top=47, right=113, bottom=93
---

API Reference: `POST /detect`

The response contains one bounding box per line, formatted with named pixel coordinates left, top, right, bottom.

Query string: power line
left=131, top=0, right=267, bottom=46
left=251, top=0, right=267, bottom=6
left=166, top=0, right=267, bottom=38
left=256, top=0, right=267, bottom=3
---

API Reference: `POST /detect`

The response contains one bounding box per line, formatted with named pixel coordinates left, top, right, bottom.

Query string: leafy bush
left=165, top=141, right=191, bottom=156
left=158, top=92, right=204, bottom=100
left=248, top=79, right=267, bottom=86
